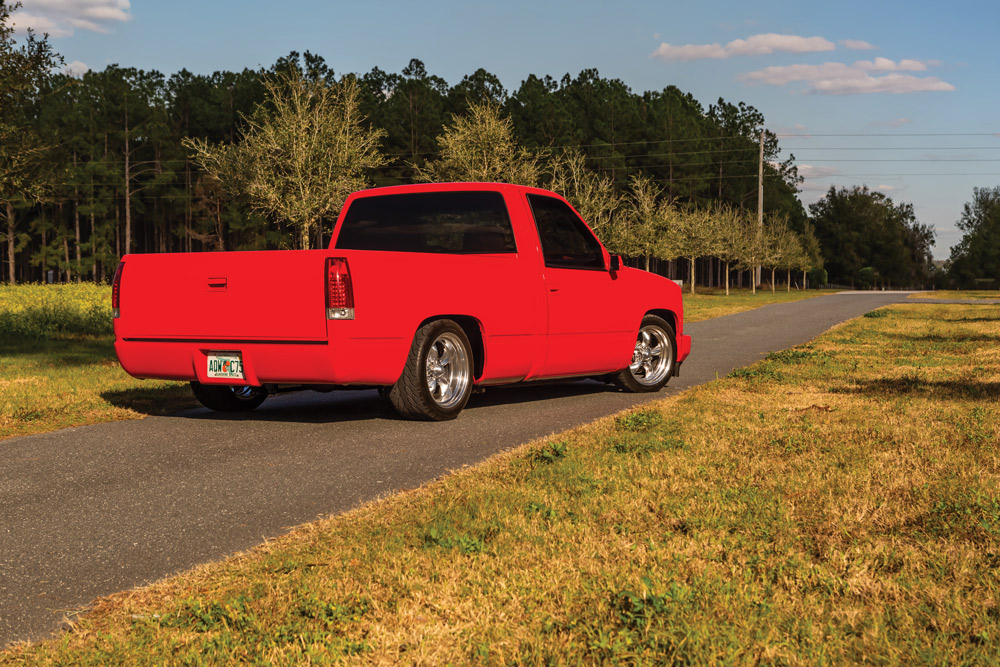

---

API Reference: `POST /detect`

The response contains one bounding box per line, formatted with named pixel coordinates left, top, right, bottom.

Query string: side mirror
left=609, top=255, right=621, bottom=272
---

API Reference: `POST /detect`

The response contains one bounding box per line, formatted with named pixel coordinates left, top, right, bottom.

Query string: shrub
left=0, top=284, right=113, bottom=338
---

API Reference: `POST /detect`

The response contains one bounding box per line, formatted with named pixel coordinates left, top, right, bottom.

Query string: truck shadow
left=156, top=380, right=615, bottom=424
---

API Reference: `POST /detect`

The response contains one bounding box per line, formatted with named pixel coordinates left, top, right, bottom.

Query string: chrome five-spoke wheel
left=629, top=325, right=673, bottom=386
left=390, top=319, right=474, bottom=420
left=425, top=331, right=471, bottom=410
left=613, top=315, right=676, bottom=393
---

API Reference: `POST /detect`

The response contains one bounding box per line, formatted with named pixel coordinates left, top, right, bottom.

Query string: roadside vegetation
left=4, top=301, right=996, bottom=664
left=908, top=290, right=999, bottom=300
left=0, top=284, right=192, bottom=441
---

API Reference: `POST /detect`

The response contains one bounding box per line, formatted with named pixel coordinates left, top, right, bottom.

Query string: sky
left=12, top=0, right=1000, bottom=259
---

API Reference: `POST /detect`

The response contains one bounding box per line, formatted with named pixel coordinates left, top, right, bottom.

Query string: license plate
left=207, top=353, right=245, bottom=380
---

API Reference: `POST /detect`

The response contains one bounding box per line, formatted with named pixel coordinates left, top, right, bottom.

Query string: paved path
left=0, top=291, right=915, bottom=646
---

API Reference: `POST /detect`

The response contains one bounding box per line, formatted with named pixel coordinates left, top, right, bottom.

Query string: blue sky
left=14, top=0, right=1000, bottom=259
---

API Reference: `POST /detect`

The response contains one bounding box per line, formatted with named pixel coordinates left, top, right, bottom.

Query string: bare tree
left=616, top=173, right=674, bottom=270
left=707, top=205, right=743, bottom=296
left=547, top=148, right=621, bottom=243
left=185, top=69, right=386, bottom=250
left=415, top=101, right=541, bottom=186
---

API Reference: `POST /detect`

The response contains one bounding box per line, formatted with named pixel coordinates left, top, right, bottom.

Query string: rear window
left=335, top=191, right=517, bottom=254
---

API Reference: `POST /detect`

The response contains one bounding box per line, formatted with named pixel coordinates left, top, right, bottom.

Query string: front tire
left=191, top=382, right=268, bottom=412
left=389, top=320, right=473, bottom=421
left=613, top=315, right=676, bottom=393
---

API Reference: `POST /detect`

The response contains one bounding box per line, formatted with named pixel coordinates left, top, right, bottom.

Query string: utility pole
left=756, top=130, right=764, bottom=287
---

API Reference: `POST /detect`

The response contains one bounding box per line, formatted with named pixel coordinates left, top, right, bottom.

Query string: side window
left=335, top=191, right=516, bottom=254
left=526, top=194, right=605, bottom=269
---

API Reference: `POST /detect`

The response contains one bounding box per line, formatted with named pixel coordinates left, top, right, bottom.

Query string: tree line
left=1, top=1, right=952, bottom=289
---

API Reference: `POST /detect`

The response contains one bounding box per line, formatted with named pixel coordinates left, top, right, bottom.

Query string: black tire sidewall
left=416, top=321, right=473, bottom=420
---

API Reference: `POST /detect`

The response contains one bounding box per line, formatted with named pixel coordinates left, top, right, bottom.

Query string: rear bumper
left=114, top=337, right=409, bottom=387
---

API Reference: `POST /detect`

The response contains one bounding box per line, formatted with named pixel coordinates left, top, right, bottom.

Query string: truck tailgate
left=116, top=250, right=328, bottom=341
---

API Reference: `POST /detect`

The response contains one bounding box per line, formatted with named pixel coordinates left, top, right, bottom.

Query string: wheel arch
left=415, top=314, right=485, bottom=381
left=644, top=308, right=678, bottom=335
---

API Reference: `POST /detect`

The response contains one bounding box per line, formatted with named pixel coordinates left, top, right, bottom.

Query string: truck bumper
left=114, top=337, right=409, bottom=387
left=677, top=333, right=692, bottom=363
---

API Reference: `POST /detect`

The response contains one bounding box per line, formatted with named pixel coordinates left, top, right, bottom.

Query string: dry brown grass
left=908, top=290, right=1000, bottom=300
left=3, top=302, right=999, bottom=665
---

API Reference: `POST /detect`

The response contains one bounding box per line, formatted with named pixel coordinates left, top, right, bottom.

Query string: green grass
left=684, top=287, right=836, bottom=323
left=0, top=284, right=194, bottom=440
left=0, top=283, right=113, bottom=337
left=0, top=335, right=195, bottom=440
left=909, top=290, right=1000, bottom=300
left=4, top=301, right=997, bottom=665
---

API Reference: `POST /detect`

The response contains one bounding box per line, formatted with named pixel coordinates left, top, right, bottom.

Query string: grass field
left=908, top=290, right=1000, bottom=300
left=0, top=284, right=194, bottom=441
left=0, top=335, right=195, bottom=441
left=0, top=284, right=832, bottom=441
left=3, top=300, right=997, bottom=665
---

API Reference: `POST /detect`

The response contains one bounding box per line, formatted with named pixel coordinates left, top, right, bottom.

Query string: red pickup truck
left=113, top=183, right=691, bottom=420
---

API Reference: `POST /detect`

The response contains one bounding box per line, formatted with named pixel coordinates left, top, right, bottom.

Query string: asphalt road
left=1, top=291, right=916, bottom=646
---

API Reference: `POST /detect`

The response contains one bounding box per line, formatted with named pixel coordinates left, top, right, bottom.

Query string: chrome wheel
left=190, top=382, right=268, bottom=411
left=425, top=331, right=470, bottom=409
left=629, top=325, right=673, bottom=386
left=231, top=385, right=262, bottom=401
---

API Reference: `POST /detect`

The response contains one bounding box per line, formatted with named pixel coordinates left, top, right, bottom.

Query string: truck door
left=526, top=194, right=633, bottom=377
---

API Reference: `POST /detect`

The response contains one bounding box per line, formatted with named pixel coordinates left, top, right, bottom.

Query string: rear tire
left=191, top=382, right=268, bottom=412
left=389, top=319, right=473, bottom=421
left=613, top=315, right=676, bottom=393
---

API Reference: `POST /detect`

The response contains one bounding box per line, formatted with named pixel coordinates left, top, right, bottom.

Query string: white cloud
left=870, top=117, right=913, bottom=128
left=651, top=33, right=835, bottom=61
left=797, top=164, right=838, bottom=180
left=775, top=123, right=811, bottom=138
left=876, top=184, right=898, bottom=191
left=739, top=59, right=955, bottom=95
left=12, top=0, right=130, bottom=36
left=10, top=11, right=69, bottom=36
left=856, top=57, right=927, bottom=72
left=63, top=60, right=90, bottom=76
left=841, top=39, right=876, bottom=50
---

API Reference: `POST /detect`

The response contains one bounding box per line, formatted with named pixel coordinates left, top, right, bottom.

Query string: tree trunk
left=124, top=106, right=132, bottom=255
left=725, top=262, right=730, bottom=296
left=74, top=151, right=82, bottom=282
left=771, top=267, right=776, bottom=293
left=787, top=268, right=791, bottom=292
left=185, top=162, right=192, bottom=252
left=90, top=210, right=97, bottom=282
left=74, top=197, right=82, bottom=282
left=644, top=253, right=650, bottom=272
left=64, top=236, right=71, bottom=282
left=5, top=202, right=15, bottom=285
left=689, top=256, right=696, bottom=294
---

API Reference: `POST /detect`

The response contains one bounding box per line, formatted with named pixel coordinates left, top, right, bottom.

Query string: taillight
left=111, top=261, right=125, bottom=318
left=325, top=257, right=355, bottom=320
